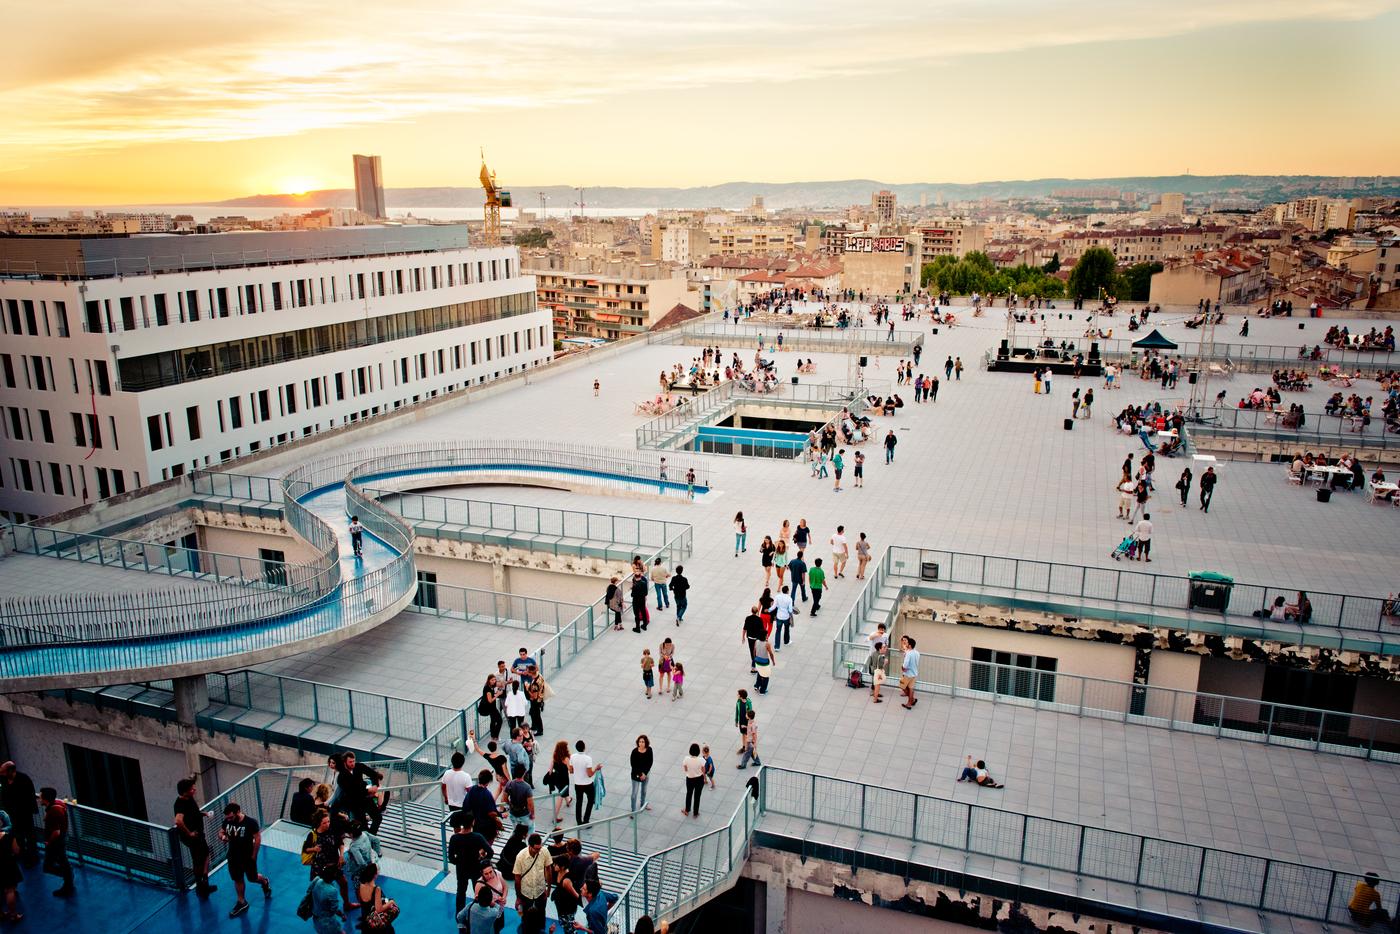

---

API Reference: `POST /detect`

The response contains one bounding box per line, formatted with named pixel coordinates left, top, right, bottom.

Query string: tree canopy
left=1067, top=246, right=1118, bottom=300
left=922, top=252, right=1064, bottom=298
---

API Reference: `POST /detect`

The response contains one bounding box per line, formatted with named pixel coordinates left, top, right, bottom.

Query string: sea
left=1, top=204, right=651, bottom=223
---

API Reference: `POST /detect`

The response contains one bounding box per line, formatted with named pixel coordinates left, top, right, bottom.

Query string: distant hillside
left=213, top=175, right=1400, bottom=211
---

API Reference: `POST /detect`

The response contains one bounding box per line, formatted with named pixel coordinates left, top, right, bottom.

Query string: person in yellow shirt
left=1350, top=872, right=1393, bottom=928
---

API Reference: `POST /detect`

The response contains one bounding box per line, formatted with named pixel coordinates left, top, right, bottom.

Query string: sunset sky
left=4, top=0, right=1399, bottom=205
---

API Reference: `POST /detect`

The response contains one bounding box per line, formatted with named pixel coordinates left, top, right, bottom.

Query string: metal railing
left=371, top=487, right=694, bottom=562
left=342, top=440, right=712, bottom=496
left=404, top=583, right=587, bottom=632
left=1, top=581, right=322, bottom=649
left=8, top=522, right=329, bottom=591
left=634, top=378, right=869, bottom=452
left=761, top=766, right=1400, bottom=927
left=670, top=320, right=924, bottom=352
left=876, top=545, right=1399, bottom=644
left=1185, top=404, right=1400, bottom=454
left=831, top=644, right=1400, bottom=761
left=609, top=781, right=761, bottom=930
left=1099, top=337, right=1395, bottom=374
left=28, top=800, right=187, bottom=890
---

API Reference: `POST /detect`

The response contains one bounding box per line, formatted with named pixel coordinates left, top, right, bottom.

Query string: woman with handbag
left=526, top=670, right=547, bottom=735
left=354, top=863, right=399, bottom=933
left=478, top=676, right=504, bottom=742
left=605, top=576, right=625, bottom=631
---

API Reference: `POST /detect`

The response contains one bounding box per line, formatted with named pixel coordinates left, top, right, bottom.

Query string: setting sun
left=279, top=177, right=323, bottom=196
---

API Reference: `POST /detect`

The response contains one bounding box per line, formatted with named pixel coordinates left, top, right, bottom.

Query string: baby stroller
left=1110, top=534, right=1138, bottom=561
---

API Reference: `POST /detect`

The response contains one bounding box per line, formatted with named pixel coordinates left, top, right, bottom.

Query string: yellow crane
left=478, top=150, right=511, bottom=246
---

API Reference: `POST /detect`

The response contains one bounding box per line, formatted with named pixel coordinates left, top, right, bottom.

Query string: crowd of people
left=1325, top=324, right=1395, bottom=352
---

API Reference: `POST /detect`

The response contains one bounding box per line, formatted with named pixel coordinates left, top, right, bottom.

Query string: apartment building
left=0, top=226, right=548, bottom=520
left=1148, top=250, right=1266, bottom=306
left=526, top=255, right=693, bottom=340
left=1056, top=225, right=1231, bottom=264
left=915, top=221, right=987, bottom=262
left=871, top=190, right=897, bottom=225
left=1148, top=192, right=1185, bottom=218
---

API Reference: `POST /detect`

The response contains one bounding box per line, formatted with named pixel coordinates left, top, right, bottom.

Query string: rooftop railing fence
left=1184, top=404, right=1400, bottom=453
left=344, top=440, right=712, bottom=494
left=831, top=642, right=1400, bottom=762
left=877, top=545, right=1399, bottom=643
left=1099, top=338, right=1394, bottom=374
left=760, top=766, right=1400, bottom=928
left=673, top=319, right=925, bottom=350
left=368, top=486, right=694, bottom=563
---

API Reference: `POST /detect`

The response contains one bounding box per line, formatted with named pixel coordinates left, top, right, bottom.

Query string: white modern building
left=0, top=225, right=549, bottom=520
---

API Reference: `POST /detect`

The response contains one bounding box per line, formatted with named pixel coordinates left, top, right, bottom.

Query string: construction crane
left=478, top=150, right=511, bottom=246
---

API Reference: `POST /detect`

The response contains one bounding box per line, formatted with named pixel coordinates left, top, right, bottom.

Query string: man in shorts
left=219, top=802, right=271, bottom=917
left=830, top=525, right=849, bottom=579
left=899, top=635, right=920, bottom=709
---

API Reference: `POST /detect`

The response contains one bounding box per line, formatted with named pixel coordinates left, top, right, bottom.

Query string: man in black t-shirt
left=742, top=606, right=767, bottom=671
left=173, top=777, right=216, bottom=897
left=219, top=802, right=271, bottom=918
left=447, top=810, right=490, bottom=914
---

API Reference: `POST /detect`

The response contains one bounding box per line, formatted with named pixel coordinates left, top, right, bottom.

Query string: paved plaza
left=235, top=304, right=1400, bottom=881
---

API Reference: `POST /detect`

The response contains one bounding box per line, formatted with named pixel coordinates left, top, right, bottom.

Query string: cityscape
left=2, top=3, right=1399, bottom=934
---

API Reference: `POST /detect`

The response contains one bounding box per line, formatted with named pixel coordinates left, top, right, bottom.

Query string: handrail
left=25, top=798, right=188, bottom=890
left=608, top=773, right=760, bottom=929
left=368, top=486, right=694, bottom=557
left=760, top=765, right=1400, bottom=928
left=832, top=641, right=1400, bottom=761
left=872, top=545, right=1399, bottom=641
left=341, top=439, right=713, bottom=493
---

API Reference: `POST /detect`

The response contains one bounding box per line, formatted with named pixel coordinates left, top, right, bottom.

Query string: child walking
left=702, top=745, right=716, bottom=789
left=640, top=648, right=655, bottom=699
left=671, top=662, right=686, bottom=701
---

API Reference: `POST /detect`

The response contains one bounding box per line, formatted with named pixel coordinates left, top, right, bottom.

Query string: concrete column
left=764, top=876, right=786, bottom=934
left=173, top=675, right=209, bottom=790
left=492, top=560, right=510, bottom=593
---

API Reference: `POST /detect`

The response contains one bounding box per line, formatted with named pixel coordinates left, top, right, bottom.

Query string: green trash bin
left=1188, top=571, right=1234, bottom=612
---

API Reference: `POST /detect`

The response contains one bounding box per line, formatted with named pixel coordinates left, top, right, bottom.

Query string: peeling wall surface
left=745, top=848, right=1168, bottom=934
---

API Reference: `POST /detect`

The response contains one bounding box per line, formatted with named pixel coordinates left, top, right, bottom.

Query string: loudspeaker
left=791, top=376, right=799, bottom=385
left=1064, top=418, right=1074, bottom=431
left=932, top=327, right=939, bottom=334
left=920, top=561, right=940, bottom=581
left=997, top=339, right=1009, bottom=360
left=859, top=356, right=868, bottom=367
left=1188, top=371, right=1199, bottom=385
left=1299, top=322, right=1305, bottom=330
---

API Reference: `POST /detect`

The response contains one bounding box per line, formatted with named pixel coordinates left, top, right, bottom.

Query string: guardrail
left=342, top=440, right=712, bottom=496
left=28, top=800, right=188, bottom=890
left=760, top=766, right=1400, bottom=927
left=635, top=379, right=868, bottom=453
left=609, top=779, right=760, bottom=929
left=1099, top=337, right=1395, bottom=373
left=1184, top=404, right=1400, bottom=454
left=879, top=545, right=1398, bottom=642
left=831, top=644, right=1400, bottom=761
left=404, top=582, right=588, bottom=632
left=370, top=487, right=694, bottom=563
left=672, top=320, right=925, bottom=351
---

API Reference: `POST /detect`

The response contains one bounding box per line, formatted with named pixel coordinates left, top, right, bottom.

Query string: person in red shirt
left=40, top=788, right=74, bottom=897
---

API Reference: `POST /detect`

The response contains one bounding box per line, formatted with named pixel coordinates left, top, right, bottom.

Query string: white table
left=1192, top=454, right=1217, bottom=466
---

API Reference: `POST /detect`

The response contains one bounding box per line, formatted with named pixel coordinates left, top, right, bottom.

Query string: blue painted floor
left=8, top=845, right=531, bottom=934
